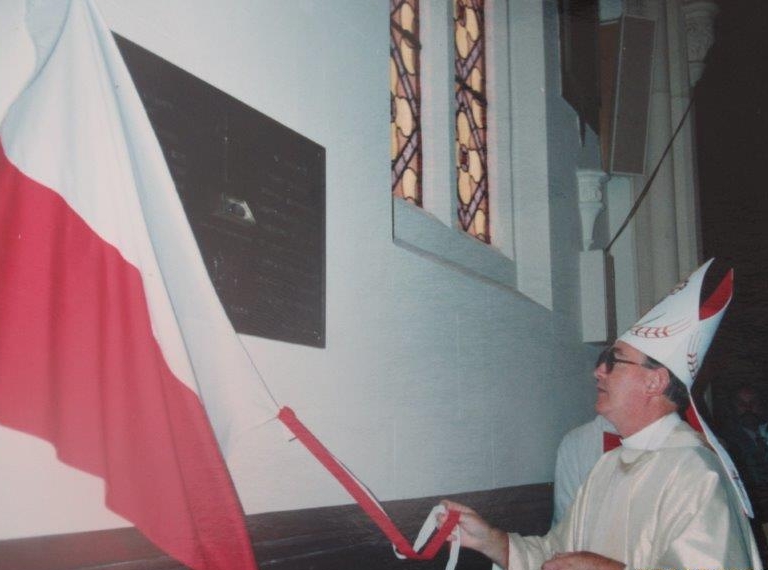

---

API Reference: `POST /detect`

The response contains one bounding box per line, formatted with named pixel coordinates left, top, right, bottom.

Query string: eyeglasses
left=595, top=347, right=649, bottom=373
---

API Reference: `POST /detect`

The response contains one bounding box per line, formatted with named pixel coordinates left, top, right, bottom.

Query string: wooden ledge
left=0, top=483, right=553, bottom=570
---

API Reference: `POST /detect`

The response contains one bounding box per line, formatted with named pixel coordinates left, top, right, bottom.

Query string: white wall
left=0, top=0, right=602, bottom=538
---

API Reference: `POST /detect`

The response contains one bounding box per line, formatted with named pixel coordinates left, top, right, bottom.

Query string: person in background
left=551, top=414, right=617, bottom=526
left=722, top=383, right=768, bottom=489
left=438, top=260, right=761, bottom=570
left=720, top=382, right=768, bottom=562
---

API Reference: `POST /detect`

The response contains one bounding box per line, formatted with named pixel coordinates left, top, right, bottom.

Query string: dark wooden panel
left=599, top=21, right=620, bottom=173
left=558, top=0, right=601, bottom=136
left=0, top=484, right=553, bottom=570
left=114, top=34, right=326, bottom=348
left=608, top=16, right=656, bottom=175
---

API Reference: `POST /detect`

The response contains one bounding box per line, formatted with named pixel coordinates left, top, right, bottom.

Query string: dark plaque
left=115, top=35, right=326, bottom=347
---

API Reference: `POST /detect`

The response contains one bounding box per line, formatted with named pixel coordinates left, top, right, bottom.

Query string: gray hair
left=644, top=356, right=690, bottom=411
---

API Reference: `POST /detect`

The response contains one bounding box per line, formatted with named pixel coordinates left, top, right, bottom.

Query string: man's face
left=735, top=387, right=764, bottom=430
left=593, top=341, right=652, bottom=426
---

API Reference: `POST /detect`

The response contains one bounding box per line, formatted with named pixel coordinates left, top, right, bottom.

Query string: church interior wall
left=0, top=0, right=604, bottom=540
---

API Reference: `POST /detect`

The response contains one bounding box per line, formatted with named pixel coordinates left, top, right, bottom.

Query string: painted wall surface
left=0, top=0, right=602, bottom=539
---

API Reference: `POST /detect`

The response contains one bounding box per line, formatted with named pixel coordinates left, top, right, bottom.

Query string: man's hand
left=437, top=500, right=509, bottom=567
left=541, top=551, right=625, bottom=570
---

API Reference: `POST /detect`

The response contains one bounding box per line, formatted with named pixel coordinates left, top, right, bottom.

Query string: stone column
left=633, top=0, right=679, bottom=311
left=682, top=1, right=719, bottom=87
left=680, top=0, right=718, bottom=414
left=577, top=169, right=609, bottom=251
left=664, top=0, right=718, bottom=277
left=577, top=169, right=610, bottom=342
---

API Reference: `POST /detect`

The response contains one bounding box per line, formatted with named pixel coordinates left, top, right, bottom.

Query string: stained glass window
left=454, top=0, right=489, bottom=243
left=390, top=0, right=422, bottom=205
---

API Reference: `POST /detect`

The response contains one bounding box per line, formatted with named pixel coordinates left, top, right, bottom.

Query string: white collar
left=621, top=413, right=682, bottom=451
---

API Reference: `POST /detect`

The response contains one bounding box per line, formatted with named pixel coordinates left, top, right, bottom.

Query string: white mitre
left=618, top=259, right=753, bottom=517
left=618, top=258, right=732, bottom=389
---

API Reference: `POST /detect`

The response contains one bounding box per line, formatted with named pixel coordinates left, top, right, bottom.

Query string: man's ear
left=646, top=367, right=670, bottom=397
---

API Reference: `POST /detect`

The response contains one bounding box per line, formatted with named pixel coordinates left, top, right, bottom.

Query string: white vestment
left=497, top=416, right=762, bottom=570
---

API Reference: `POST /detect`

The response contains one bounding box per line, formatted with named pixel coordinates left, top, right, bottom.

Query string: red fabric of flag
left=0, top=1, right=264, bottom=568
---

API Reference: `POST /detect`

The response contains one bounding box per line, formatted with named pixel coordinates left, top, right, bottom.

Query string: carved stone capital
left=682, top=1, right=718, bottom=86
left=577, top=168, right=608, bottom=251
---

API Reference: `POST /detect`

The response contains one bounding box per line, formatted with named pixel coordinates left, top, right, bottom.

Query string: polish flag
left=0, top=1, right=277, bottom=568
